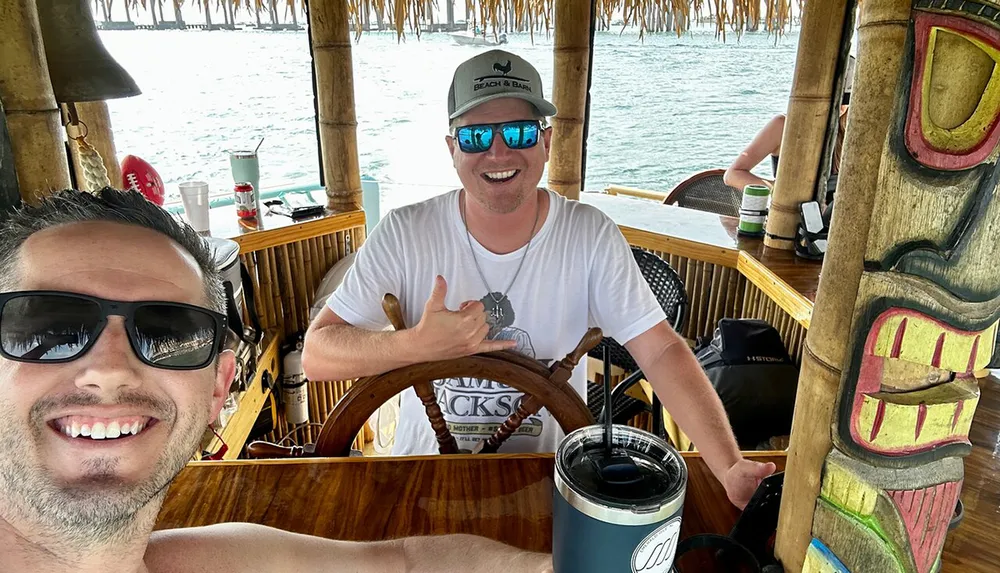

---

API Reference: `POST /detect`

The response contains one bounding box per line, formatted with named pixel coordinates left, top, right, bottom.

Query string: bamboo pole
left=253, top=252, right=272, bottom=331
left=741, top=280, right=751, bottom=316
left=65, top=101, right=122, bottom=190
left=0, top=100, right=19, bottom=211
left=711, top=265, right=725, bottom=329
left=309, top=237, right=324, bottom=291
left=699, top=262, right=712, bottom=335
left=691, top=261, right=704, bottom=336
left=547, top=0, right=591, bottom=199
left=774, top=0, right=914, bottom=568
left=295, top=241, right=314, bottom=308
left=322, top=234, right=335, bottom=269
left=763, top=0, right=852, bottom=250
left=267, top=247, right=285, bottom=334
left=0, top=0, right=72, bottom=203
left=734, top=275, right=746, bottom=319
left=310, top=0, right=362, bottom=212
left=724, top=268, right=738, bottom=321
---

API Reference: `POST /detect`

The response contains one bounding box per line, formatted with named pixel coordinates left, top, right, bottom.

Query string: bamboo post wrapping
left=0, top=0, right=72, bottom=203
left=763, top=0, right=852, bottom=250
left=65, top=101, right=122, bottom=190
left=777, top=1, right=1000, bottom=571
left=310, top=0, right=362, bottom=212
left=547, top=0, right=591, bottom=200
left=775, top=0, right=912, bottom=567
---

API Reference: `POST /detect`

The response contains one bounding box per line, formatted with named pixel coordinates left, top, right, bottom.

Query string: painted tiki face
left=806, top=2, right=1000, bottom=572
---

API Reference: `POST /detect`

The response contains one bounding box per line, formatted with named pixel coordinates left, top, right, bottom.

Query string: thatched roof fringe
left=347, top=1, right=804, bottom=41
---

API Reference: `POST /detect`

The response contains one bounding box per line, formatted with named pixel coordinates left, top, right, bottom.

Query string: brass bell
left=35, top=0, right=141, bottom=102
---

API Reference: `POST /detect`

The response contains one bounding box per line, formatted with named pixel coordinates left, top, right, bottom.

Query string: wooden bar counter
left=157, top=193, right=997, bottom=572
left=157, top=453, right=786, bottom=554
left=580, top=192, right=819, bottom=325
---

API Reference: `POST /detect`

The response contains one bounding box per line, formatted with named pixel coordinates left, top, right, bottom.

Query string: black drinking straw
left=602, top=344, right=613, bottom=459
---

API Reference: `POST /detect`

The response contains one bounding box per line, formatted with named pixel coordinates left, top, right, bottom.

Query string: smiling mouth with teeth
left=482, top=169, right=519, bottom=183
left=49, top=416, right=154, bottom=441
left=847, top=309, right=995, bottom=456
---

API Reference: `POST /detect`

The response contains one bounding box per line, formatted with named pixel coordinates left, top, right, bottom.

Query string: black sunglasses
left=452, top=119, right=542, bottom=154
left=0, top=291, right=228, bottom=371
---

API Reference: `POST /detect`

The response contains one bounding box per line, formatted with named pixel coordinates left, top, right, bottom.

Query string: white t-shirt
left=327, top=189, right=666, bottom=455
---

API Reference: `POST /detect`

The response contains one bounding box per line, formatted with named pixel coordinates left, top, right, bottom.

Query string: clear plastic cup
left=178, top=181, right=211, bottom=232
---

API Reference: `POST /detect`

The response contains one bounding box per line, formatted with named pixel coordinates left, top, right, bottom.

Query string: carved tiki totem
left=801, top=1, right=1000, bottom=571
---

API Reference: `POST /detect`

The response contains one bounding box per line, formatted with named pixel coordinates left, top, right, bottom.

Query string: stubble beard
left=471, top=182, right=536, bottom=215
left=0, top=393, right=207, bottom=552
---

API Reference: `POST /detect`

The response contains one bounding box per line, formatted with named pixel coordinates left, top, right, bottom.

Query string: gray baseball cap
left=447, top=49, right=558, bottom=120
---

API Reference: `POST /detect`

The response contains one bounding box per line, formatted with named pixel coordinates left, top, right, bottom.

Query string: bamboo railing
left=741, top=280, right=808, bottom=364
left=219, top=213, right=369, bottom=457
left=618, top=230, right=810, bottom=451
left=605, top=184, right=669, bottom=203
left=620, top=226, right=808, bottom=359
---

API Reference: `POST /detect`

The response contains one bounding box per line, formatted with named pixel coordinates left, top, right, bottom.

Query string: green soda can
left=737, top=184, right=770, bottom=237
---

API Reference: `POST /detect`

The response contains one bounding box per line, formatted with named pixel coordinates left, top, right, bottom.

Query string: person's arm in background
left=723, top=114, right=785, bottom=192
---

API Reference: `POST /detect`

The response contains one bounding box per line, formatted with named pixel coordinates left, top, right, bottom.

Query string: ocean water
left=99, top=26, right=798, bottom=212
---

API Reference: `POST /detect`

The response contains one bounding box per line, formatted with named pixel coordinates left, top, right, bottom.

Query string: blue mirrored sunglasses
left=453, top=120, right=541, bottom=154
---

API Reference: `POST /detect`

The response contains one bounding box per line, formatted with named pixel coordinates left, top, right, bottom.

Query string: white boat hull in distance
left=450, top=31, right=508, bottom=46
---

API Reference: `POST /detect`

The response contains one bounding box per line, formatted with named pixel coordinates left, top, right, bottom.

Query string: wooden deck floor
left=941, top=375, right=1000, bottom=572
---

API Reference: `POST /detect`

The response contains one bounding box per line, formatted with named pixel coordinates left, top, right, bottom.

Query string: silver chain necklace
left=461, top=191, right=541, bottom=326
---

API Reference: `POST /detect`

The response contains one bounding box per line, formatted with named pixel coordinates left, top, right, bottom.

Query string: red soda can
left=234, top=182, right=257, bottom=220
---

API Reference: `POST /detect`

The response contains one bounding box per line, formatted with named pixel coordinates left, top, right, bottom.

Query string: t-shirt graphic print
left=434, top=291, right=551, bottom=445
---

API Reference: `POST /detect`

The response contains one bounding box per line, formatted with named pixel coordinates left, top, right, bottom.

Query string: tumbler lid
left=556, top=426, right=686, bottom=522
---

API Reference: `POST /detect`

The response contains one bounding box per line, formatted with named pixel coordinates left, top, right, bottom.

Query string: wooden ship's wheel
left=248, top=294, right=598, bottom=458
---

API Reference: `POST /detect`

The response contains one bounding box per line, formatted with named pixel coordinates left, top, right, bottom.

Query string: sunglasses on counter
left=0, top=291, right=227, bottom=370
left=453, top=119, right=542, bottom=154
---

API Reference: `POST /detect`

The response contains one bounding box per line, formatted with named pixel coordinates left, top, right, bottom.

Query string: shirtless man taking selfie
left=0, top=188, right=550, bottom=573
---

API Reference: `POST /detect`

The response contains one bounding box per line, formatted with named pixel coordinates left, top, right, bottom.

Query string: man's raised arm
left=302, top=275, right=516, bottom=380
left=301, top=305, right=424, bottom=380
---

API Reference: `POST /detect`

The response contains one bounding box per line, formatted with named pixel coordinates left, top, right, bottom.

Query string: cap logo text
left=473, top=61, right=533, bottom=94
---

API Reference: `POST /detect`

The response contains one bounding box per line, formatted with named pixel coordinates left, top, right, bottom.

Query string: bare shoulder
left=145, top=523, right=294, bottom=573
left=763, top=114, right=787, bottom=148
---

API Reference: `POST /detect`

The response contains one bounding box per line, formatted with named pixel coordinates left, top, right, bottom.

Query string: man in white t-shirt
left=303, top=49, right=774, bottom=509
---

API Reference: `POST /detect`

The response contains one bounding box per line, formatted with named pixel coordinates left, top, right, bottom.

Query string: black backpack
left=695, top=319, right=799, bottom=450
